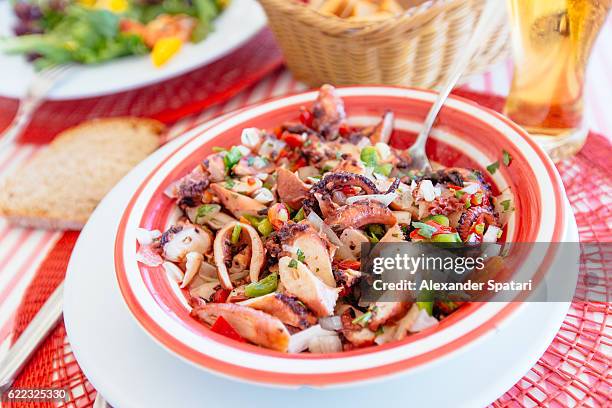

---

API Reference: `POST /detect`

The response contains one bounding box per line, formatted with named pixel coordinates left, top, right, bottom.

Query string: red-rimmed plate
left=114, top=87, right=567, bottom=387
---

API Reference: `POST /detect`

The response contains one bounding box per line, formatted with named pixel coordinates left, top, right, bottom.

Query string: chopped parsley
left=486, top=161, right=500, bottom=175
left=224, top=178, right=236, bottom=188
left=488, top=150, right=511, bottom=174
left=288, top=259, right=298, bottom=269
left=223, top=146, right=243, bottom=171
left=455, top=190, right=466, bottom=199
left=296, top=248, right=305, bottom=263
left=502, top=150, right=512, bottom=166
left=195, top=204, right=220, bottom=223
left=500, top=199, right=512, bottom=212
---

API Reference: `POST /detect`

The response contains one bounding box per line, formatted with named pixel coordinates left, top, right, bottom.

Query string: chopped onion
left=460, top=182, right=480, bottom=195
left=410, top=179, right=417, bottom=193
left=308, top=335, right=343, bottom=353
left=288, top=324, right=336, bottom=353
left=356, top=137, right=371, bottom=149
left=236, top=145, right=251, bottom=156
left=258, top=137, right=286, bottom=159
left=483, top=225, right=502, bottom=243
left=135, top=228, right=161, bottom=246
left=163, top=179, right=180, bottom=198
left=409, top=309, right=439, bottom=333
left=419, top=180, right=435, bottom=202
left=253, top=188, right=274, bottom=203
left=307, top=211, right=343, bottom=247
left=346, top=192, right=397, bottom=207
left=240, top=128, right=262, bottom=148
left=319, top=316, right=343, bottom=331
left=162, top=261, right=184, bottom=282
left=297, top=166, right=320, bottom=181
left=434, top=184, right=442, bottom=197
left=375, top=142, right=391, bottom=161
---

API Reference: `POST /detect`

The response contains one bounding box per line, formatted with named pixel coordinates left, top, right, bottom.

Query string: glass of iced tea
left=504, top=0, right=611, bottom=161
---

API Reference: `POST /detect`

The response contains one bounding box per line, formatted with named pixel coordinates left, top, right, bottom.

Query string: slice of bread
left=0, top=117, right=165, bottom=230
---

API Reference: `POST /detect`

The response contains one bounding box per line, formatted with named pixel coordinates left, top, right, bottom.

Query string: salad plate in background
left=0, top=0, right=266, bottom=100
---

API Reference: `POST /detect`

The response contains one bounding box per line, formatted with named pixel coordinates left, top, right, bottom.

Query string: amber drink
left=504, top=0, right=611, bottom=161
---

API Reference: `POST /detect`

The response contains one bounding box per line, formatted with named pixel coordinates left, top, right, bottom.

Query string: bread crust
left=0, top=117, right=165, bottom=231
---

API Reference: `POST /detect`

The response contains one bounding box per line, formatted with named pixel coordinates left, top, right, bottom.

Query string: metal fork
left=406, top=0, right=500, bottom=172
left=0, top=64, right=73, bottom=149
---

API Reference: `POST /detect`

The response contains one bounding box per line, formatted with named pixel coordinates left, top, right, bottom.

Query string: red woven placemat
left=0, top=29, right=283, bottom=145
left=5, top=90, right=611, bottom=408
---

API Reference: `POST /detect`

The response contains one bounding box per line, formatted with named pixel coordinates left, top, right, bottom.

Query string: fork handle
left=0, top=283, right=64, bottom=393
left=411, top=0, right=501, bottom=153
left=0, top=91, right=45, bottom=148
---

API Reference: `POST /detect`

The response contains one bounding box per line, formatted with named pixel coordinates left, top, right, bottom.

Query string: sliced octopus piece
left=276, top=167, right=310, bottom=209
left=278, top=257, right=339, bottom=317
left=239, top=293, right=317, bottom=330
left=312, top=84, right=346, bottom=139
left=325, top=200, right=397, bottom=232
left=368, top=301, right=411, bottom=331
left=213, top=221, right=265, bottom=289
left=191, top=303, right=290, bottom=352
left=210, top=183, right=266, bottom=219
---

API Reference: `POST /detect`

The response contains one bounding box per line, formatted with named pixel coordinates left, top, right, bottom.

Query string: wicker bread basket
left=258, top=0, right=510, bottom=88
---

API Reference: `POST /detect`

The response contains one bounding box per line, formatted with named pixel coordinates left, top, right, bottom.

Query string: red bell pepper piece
left=210, top=316, right=246, bottom=343
left=424, top=220, right=455, bottom=236
left=338, top=123, right=351, bottom=137
left=335, top=259, right=361, bottom=270
left=281, top=131, right=305, bottom=148
left=212, top=288, right=230, bottom=303
left=299, top=108, right=314, bottom=128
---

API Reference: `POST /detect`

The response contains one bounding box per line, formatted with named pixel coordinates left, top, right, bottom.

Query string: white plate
left=64, top=129, right=578, bottom=408
left=0, top=0, right=266, bottom=100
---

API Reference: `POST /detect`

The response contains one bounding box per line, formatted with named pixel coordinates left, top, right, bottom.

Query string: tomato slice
left=210, top=316, right=246, bottom=343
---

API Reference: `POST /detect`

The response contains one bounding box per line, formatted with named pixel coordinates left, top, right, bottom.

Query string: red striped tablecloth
left=0, top=16, right=611, bottom=408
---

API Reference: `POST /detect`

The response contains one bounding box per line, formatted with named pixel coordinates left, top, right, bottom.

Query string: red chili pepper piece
left=210, top=316, right=246, bottom=342
left=292, top=156, right=307, bottom=170
left=281, top=131, right=305, bottom=148
left=338, top=123, right=351, bottom=137
left=410, top=229, right=425, bottom=240
left=299, top=108, right=314, bottom=128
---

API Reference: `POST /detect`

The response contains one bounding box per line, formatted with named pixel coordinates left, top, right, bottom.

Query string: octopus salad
left=136, top=85, right=514, bottom=353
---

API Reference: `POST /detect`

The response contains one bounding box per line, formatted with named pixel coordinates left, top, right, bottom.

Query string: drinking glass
left=504, top=0, right=611, bottom=161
